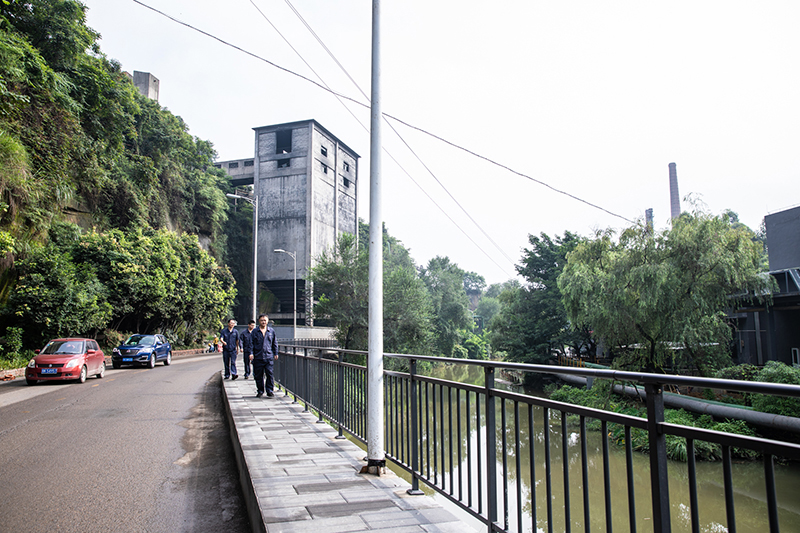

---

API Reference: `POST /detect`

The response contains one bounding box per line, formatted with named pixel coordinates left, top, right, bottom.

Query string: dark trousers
left=253, top=358, right=274, bottom=394
left=243, top=352, right=252, bottom=377
left=222, top=350, right=238, bottom=377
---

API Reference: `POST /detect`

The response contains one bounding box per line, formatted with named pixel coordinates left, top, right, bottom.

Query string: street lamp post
left=226, top=192, right=258, bottom=322
left=274, top=249, right=296, bottom=339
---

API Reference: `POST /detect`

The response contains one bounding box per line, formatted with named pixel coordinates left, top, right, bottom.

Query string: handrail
left=273, top=344, right=800, bottom=533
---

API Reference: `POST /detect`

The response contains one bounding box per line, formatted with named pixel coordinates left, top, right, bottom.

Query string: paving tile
left=223, top=378, right=477, bottom=533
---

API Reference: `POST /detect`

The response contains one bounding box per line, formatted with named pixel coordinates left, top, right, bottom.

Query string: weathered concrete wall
left=766, top=205, right=800, bottom=271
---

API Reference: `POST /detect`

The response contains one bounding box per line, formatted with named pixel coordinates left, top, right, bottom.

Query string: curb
left=221, top=379, right=267, bottom=533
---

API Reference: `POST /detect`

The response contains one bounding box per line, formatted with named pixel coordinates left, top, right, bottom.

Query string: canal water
left=412, top=364, right=800, bottom=533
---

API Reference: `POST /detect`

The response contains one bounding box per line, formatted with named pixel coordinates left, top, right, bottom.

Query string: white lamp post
left=273, top=249, right=296, bottom=339
left=226, top=192, right=258, bottom=322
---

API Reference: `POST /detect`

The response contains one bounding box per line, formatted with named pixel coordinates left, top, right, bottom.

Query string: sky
left=82, top=0, right=800, bottom=285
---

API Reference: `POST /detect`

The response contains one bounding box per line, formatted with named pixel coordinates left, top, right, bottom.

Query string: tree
left=558, top=208, right=773, bottom=374
left=419, top=256, right=473, bottom=356
left=489, top=232, right=585, bottom=364
left=310, top=229, right=434, bottom=354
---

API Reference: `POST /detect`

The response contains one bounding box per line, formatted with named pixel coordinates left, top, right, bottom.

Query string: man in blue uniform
left=220, top=318, right=240, bottom=380
left=250, top=314, right=278, bottom=397
left=240, top=319, right=256, bottom=379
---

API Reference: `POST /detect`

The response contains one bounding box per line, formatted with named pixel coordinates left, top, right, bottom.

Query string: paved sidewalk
left=222, top=367, right=478, bottom=533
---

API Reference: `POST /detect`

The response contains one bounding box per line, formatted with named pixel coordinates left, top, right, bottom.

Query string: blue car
left=111, top=334, right=172, bottom=369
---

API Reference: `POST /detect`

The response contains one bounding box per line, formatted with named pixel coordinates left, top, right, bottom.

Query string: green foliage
left=475, top=296, right=500, bottom=325
left=750, top=361, right=800, bottom=417
left=551, top=384, right=760, bottom=462
left=559, top=206, right=773, bottom=374
left=420, top=256, right=473, bottom=356
left=2, top=224, right=235, bottom=347
left=490, top=232, right=588, bottom=364
left=8, top=242, right=112, bottom=346
left=310, top=228, right=434, bottom=354
left=715, top=363, right=761, bottom=382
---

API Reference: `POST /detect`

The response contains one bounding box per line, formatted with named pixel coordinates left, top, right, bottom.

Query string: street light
left=273, top=249, right=297, bottom=339
left=227, top=192, right=258, bottom=322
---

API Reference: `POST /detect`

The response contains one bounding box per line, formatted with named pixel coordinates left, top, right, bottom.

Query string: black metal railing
left=273, top=345, right=800, bottom=533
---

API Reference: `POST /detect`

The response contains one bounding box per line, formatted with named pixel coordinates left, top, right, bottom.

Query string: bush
left=549, top=384, right=762, bottom=462
left=750, top=361, right=800, bottom=417
left=715, top=364, right=760, bottom=382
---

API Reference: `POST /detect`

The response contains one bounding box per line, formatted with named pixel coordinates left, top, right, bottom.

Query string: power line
left=246, top=0, right=516, bottom=278
left=132, top=0, right=635, bottom=227
left=280, top=0, right=518, bottom=266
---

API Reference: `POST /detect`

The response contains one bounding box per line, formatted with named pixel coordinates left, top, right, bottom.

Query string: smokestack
left=645, top=208, right=654, bottom=232
left=669, top=162, right=680, bottom=221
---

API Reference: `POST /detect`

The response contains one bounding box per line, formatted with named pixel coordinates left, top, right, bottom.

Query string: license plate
left=41, top=368, right=57, bottom=374
left=123, top=358, right=133, bottom=362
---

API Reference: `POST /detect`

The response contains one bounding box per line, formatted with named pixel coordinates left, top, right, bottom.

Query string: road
left=0, top=354, right=251, bottom=533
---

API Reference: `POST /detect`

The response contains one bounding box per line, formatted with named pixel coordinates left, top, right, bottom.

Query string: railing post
left=485, top=366, right=497, bottom=532
left=336, top=350, right=346, bottom=439
left=645, top=382, right=671, bottom=533
left=317, top=353, right=325, bottom=423
left=303, top=348, right=309, bottom=411
left=283, top=345, right=297, bottom=398
left=407, top=359, right=423, bottom=495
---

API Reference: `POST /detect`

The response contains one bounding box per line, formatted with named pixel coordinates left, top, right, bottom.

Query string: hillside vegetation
left=0, top=0, right=236, bottom=360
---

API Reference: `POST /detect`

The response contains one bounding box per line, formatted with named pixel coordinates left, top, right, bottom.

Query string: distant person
left=250, top=314, right=278, bottom=398
left=240, top=319, right=256, bottom=379
left=220, top=318, right=240, bottom=380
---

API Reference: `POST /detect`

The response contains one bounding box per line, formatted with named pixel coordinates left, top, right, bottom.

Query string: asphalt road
left=0, top=354, right=251, bottom=533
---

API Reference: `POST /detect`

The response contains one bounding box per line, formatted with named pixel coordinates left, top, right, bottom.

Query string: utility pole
left=366, top=0, right=385, bottom=475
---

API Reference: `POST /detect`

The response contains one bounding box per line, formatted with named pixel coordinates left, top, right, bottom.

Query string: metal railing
left=274, top=345, right=800, bottom=533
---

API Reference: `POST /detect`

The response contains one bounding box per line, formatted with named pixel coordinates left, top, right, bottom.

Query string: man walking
left=240, top=319, right=256, bottom=379
left=220, top=318, right=240, bottom=380
left=250, top=314, right=278, bottom=397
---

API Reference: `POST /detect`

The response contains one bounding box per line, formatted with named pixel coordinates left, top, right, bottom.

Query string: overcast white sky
left=82, top=0, right=800, bottom=285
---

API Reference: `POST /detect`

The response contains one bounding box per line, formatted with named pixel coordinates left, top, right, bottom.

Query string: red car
left=26, top=338, right=106, bottom=385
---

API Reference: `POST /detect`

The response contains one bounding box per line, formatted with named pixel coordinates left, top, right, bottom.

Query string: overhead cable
left=132, top=0, right=635, bottom=228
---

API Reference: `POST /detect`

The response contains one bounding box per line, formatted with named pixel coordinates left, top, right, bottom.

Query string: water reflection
left=407, top=364, right=800, bottom=533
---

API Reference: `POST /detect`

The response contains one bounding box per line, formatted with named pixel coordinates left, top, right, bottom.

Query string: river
left=407, top=363, right=800, bottom=533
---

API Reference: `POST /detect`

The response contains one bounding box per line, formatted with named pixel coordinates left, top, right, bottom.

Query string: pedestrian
left=220, top=318, right=240, bottom=380
left=240, top=319, right=256, bottom=379
left=250, top=314, right=278, bottom=398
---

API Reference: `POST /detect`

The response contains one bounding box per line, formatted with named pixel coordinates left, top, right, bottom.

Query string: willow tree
left=558, top=208, right=772, bottom=374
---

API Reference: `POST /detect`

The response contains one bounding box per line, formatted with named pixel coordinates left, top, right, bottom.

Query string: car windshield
left=124, top=335, right=156, bottom=346
left=41, top=340, right=85, bottom=355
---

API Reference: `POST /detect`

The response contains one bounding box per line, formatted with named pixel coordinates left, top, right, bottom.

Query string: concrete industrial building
left=733, top=205, right=800, bottom=367
left=217, top=120, right=359, bottom=327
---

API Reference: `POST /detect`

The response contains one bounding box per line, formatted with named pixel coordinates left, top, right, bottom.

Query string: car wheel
left=78, top=365, right=87, bottom=383
left=112, top=361, right=121, bottom=369
left=96, top=361, right=106, bottom=379
left=148, top=354, right=156, bottom=369
left=163, top=351, right=172, bottom=366
left=26, top=378, right=37, bottom=386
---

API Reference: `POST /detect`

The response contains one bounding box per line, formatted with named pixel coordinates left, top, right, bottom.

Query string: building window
left=321, top=146, right=328, bottom=157
left=343, top=161, right=350, bottom=172
left=229, top=161, right=239, bottom=169
left=244, top=160, right=254, bottom=167
left=214, top=164, right=221, bottom=168
left=343, top=177, right=350, bottom=188
left=278, top=158, right=290, bottom=169
left=276, top=130, right=292, bottom=154
left=322, top=163, right=328, bottom=174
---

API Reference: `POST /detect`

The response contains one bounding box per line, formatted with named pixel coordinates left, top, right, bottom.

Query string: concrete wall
left=133, top=71, right=159, bottom=101
left=766, top=205, right=800, bottom=271
left=253, top=120, right=359, bottom=284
